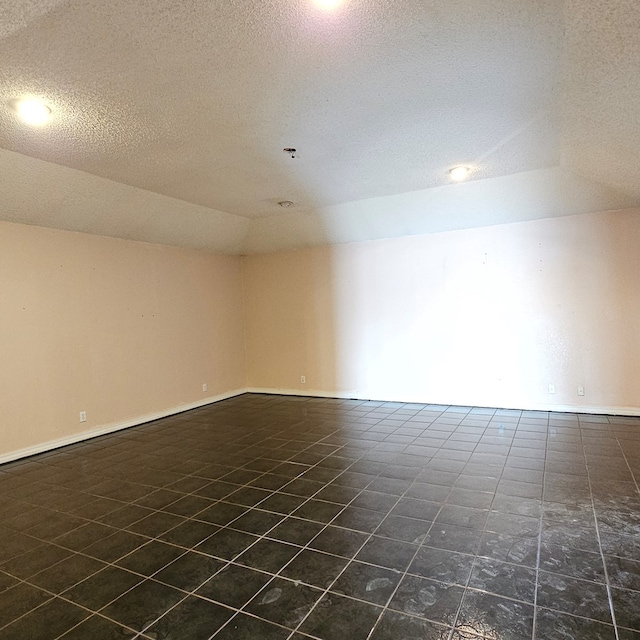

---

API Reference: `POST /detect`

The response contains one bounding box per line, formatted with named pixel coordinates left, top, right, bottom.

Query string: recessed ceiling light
left=312, top=0, right=343, bottom=11
left=10, top=98, right=52, bottom=126
left=449, top=165, right=471, bottom=182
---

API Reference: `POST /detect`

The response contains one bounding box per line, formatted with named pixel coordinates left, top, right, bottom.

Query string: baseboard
left=246, top=387, right=640, bottom=417
left=0, top=388, right=248, bottom=466
left=4, top=386, right=638, bottom=466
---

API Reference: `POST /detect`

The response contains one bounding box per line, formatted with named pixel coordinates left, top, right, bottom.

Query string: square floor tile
left=230, top=509, right=284, bottom=535
left=100, top=579, right=184, bottom=631
left=299, top=592, right=383, bottom=640
left=534, top=608, right=616, bottom=640
left=57, top=614, right=140, bottom=639
left=423, top=524, right=483, bottom=555
left=280, top=549, right=348, bottom=589
left=145, top=595, right=233, bottom=639
left=153, top=551, right=224, bottom=591
left=116, top=540, right=185, bottom=576
left=236, top=539, right=300, bottom=573
left=536, top=572, right=612, bottom=623
left=455, top=590, right=534, bottom=638
left=212, top=613, right=291, bottom=640
left=408, top=546, right=474, bottom=586
left=0, top=597, right=89, bottom=640
left=196, top=563, right=271, bottom=608
left=539, top=542, right=606, bottom=583
left=611, top=587, right=640, bottom=631
left=196, top=528, right=259, bottom=560
left=63, top=565, right=143, bottom=611
left=331, top=561, right=401, bottom=605
left=0, top=583, right=52, bottom=629
left=389, top=575, right=464, bottom=626
left=370, top=610, right=451, bottom=640
left=309, top=526, right=369, bottom=558
left=355, top=537, right=418, bottom=572
left=268, top=517, right=325, bottom=545
left=468, top=556, right=536, bottom=602
left=245, top=577, right=323, bottom=629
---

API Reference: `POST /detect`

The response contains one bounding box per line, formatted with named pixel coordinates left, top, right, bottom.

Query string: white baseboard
left=4, top=386, right=638, bottom=466
left=0, top=388, right=248, bottom=466
left=247, top=387, right=640, bottom=417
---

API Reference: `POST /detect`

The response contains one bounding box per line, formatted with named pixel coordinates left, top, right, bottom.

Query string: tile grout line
left=531, top=410, right=551, bottom=640
left=279, top=404, right=461, bottom=639
left=580, top=422, right=621, bottom=640
left=3, top=414, right=372, bottom=637
left=439, top=409, right=528, bottom=640
left=122, top=437, right=385, bottom=637
left=1, top=399, right=638, bottom=639
left=360, top=407, right=482, bottom=640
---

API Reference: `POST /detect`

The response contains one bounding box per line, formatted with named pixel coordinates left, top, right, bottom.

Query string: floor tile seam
left=276, top=557, right=543, bottom=612
left=612, top=435, right=640, bottom=496
left=535, top=564, right=609, bottom=587
left=131, top=576, right=247, bottom=638
left=17, top=511, right=225, bottom=572
left=461, top=580, right=537, bottom=608
left=438, top=511, right=493, bottom=636
left=2, top=402, right=628, bottom=632
left=364, top=590, right=459, bottom=638
left=0, top=580, right=58, bottom=632
left=37, top=549, right=194, bottom=605
left=263, top=472, right=430, bottom=637
left=90, top=438, right=373, bottom=550
left=229, top=467, right=376, bottom=559
left=51, top=607, right=153, bottom=639
left=343, top=475, right=455, bottom=640
left=1, top=492, right=130, bottom=526
left=21, top=520, right=249, bottom=606
left=187, top=464, right=378, bottom=600
left=42, top=523, right=323, bottom=638
left=208, top=607, right=303, bottom=640
left=0, top=572, right=145, bottom=637
left=476, top=473, right=541, bottom=542
left=529, top=416, right=551, bottom=640
left=582, top=446, right=622, bottom=639
left=535, top=603, right=620, bottom=627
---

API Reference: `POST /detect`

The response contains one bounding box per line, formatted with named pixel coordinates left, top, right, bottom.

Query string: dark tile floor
left=1, top=394, right=639, bottom=639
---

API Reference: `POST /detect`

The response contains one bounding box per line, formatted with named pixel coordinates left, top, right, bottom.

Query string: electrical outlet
left=300, top=376, right=306, bottom=384
left=202, top=383, right=207, bottom=392
left=79, top=411, right=87, bottom=423
left=577, top=385, right=585, bottom=396
left=548, top=384, right=556, bottom=394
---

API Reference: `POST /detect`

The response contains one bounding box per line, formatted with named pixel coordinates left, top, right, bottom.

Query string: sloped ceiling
left=0, top=0, right=638, bottom=253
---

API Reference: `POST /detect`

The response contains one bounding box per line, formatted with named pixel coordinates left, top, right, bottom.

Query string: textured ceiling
left=0, top=0, right=638, bottom=252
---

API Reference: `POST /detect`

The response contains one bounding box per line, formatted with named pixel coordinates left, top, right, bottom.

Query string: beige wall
left=3, top=207, right=639, bottom=462
left=0, top=221, right=246, bottom=461
left=244, top=209, right=640, bottom=413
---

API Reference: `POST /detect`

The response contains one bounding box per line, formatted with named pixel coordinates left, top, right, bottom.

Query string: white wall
left=244, top=209, right=640, bottom=413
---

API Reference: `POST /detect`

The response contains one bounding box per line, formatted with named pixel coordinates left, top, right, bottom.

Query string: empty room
left=1, top=0, right=639, bottom=638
